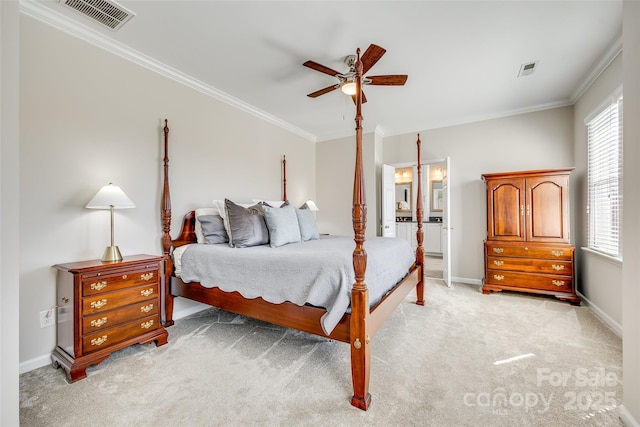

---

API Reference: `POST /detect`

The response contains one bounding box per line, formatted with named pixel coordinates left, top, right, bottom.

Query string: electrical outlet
left=39, top=309, right=55, bottom=328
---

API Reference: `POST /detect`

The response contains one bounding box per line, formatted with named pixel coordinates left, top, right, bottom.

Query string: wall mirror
left=431, top=180, right=443, bottom=212
left=395, top=183, right=412, bottom=212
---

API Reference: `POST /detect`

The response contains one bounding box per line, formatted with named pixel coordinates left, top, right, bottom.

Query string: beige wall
left=316, top=132, right=378, bottom=238
left=1, top=1, right=20, bottom=425
left=573, top=53, right=622, bottom=329
left=383, top=107, right=575, bottom=283
left=18, top=16, right=315, bottom=369
left=622, top=1, right=640, bottom=424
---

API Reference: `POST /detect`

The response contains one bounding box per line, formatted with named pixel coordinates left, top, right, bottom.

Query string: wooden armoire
left=481, top=168, right=580, bottom=305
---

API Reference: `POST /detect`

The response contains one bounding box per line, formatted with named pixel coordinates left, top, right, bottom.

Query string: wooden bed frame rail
left=160, top=48, right=424, bottom=411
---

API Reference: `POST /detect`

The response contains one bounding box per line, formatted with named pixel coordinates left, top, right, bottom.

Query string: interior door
left=441, top=157, right=452, bottom=287
left=381, top=164, right=396, bottom=237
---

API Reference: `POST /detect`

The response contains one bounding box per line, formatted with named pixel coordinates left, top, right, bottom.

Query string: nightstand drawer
left=487, top=256, right=572, bottom=275
left=486, top=270, right=572, bottom=292
left=82, top=284, right=158, bottom=315
left=83, top=301, right=159, bottom=333
left=82, top=267, right=159, bottom=296
left=82, top=315, right=159, bottom=354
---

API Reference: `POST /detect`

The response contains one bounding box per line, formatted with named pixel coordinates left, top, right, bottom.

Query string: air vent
left=518, top=61, right=539, bottom=77
left=58, top=0, right=135, bottom=31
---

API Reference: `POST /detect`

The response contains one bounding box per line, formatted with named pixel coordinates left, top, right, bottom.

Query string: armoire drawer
left=487, top=256, right=573, bottom=275
left=485, top=243, right=573, bottom=260
left=486, top=270, right=572, bottom=292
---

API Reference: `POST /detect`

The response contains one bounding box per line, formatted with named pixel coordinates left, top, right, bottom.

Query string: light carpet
left=20, top=280, right=622, bottom=426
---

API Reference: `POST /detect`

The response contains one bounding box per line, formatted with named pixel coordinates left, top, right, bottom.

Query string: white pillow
left=195, top=208, right=220, bottom=243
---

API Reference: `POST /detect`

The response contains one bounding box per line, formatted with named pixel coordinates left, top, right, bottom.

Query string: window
left=586, top=90, right=623, bottom=258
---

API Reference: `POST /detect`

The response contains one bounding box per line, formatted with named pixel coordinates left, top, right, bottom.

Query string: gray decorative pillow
left=263, top=203, right=301, bottom=248
left=198, top=214, right=228, bottom=244
left=224, top=199, right=269, bottom=248
left=296, top=206, right=319, bottom=241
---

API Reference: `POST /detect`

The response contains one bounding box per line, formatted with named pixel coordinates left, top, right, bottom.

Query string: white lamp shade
left=304, top=200, right=319, bottom=211
left=86, top=183, right=135, bottom=209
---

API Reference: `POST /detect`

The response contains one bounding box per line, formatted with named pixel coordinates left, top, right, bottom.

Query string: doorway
left=425, top=255, right=443, bottom=279
left=388, top=158, right=449, bottom=283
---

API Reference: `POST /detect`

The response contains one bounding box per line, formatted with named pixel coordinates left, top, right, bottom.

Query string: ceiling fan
left=303, top=44, right=408, bottom=104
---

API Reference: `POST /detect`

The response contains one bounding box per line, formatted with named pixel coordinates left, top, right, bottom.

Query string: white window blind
left=587, top=92, right=623, bottom=258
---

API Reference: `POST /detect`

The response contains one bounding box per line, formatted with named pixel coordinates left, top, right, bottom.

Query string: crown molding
left=18, top=0, right=317, bottom=142
left=570, top=34, right=622, bottom=103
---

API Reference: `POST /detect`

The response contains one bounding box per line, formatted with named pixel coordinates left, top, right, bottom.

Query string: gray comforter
left=178, top=235, right=415, bottom=334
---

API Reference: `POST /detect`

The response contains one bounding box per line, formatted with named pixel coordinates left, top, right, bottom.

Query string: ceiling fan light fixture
left=341, top=81, right=357, bottom=95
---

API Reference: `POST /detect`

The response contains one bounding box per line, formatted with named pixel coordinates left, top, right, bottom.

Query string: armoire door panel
left=526, top=175, right=569, bottom=242
left=487, top=177, right=524, bottom=241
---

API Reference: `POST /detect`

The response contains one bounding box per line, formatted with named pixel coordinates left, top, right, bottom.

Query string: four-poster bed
left=161, top=48, right=425, bottom=410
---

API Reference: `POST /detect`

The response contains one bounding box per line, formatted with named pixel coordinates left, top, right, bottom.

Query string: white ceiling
left=23, top=0, right=623, bottom=142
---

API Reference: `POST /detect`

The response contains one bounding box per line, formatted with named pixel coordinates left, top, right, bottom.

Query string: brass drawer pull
left=493, top=274, right=504, bottom=281
left=90, top=299, right=107, bottom=309
left=122, top=274, right=128, bottom=279
left=552, top=280, right=566, bottom=287
left=141, top=273, right=154, bottom=281
left=91, top=336, right=108, bottom=346
left=140, top=304, right=154, bottom=313
left=493, top=260, right=504, bottom=266
left=141, top=320, right=154, bottom=329
left=90, top=317, right=108, bottom=328
left=551, top=250, right=564, bottom=257
left=90, top=281, right=107, bottom=291
left=492, top=248, right=504, bottom=254
left=140, top=288, right=154, bottom=297
left=551, top=264, right=565, bottom=271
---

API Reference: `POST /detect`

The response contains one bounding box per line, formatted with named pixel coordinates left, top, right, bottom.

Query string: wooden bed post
left=282, top=155, right=287, bottom=202
left=350, top=48, right=371, bottom=411
left=415, top=134, right=425, bottom=306
left=161, top=119, right=175, bottom=327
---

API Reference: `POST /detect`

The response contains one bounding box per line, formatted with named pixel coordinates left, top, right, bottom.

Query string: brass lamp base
left=101, top=246, right=123, bottom=262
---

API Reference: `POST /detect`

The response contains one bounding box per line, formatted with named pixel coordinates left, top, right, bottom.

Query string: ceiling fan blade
left=367, top=75, right=408, bottom=86
left=351, top=91, right=367, bottom=104
left=360, top=44, right=386, bottom=74
left=307, top=84, right=339, bottom=98
left=303, top=60, right=341, bottom=77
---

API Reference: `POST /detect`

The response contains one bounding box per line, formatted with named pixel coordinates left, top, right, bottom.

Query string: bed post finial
left=282, top=155, right=287, bottom=202
left=350, top=46, right=371, bottom=411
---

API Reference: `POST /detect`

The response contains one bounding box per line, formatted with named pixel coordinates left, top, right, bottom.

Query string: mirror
left=431, top=180, right=443, bottom=212
left=395, top=183, right=412, bottom=212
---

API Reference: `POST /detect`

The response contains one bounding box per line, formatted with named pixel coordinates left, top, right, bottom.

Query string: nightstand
left=52, top=254, right=168, bottom=382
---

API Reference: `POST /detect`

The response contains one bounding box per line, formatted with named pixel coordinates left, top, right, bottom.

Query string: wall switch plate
left=40, top=309, right=55, bottom=328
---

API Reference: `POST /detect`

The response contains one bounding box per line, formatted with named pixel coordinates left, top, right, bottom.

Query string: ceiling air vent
left=58, top=0, right=135, bottom=31
left=518, top=61, right=539, bottom=77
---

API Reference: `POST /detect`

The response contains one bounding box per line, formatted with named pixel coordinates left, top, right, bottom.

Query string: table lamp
left=86, top=183, right=135, bottom=262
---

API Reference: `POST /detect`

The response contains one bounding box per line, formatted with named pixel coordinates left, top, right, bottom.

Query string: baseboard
left=20, top=354, right=53, bottom=374
left=620, top=405, right=640, bottom=427
left=452, top=277, right=483, bottom=286
left=577, top=290, right=622, bottom=336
